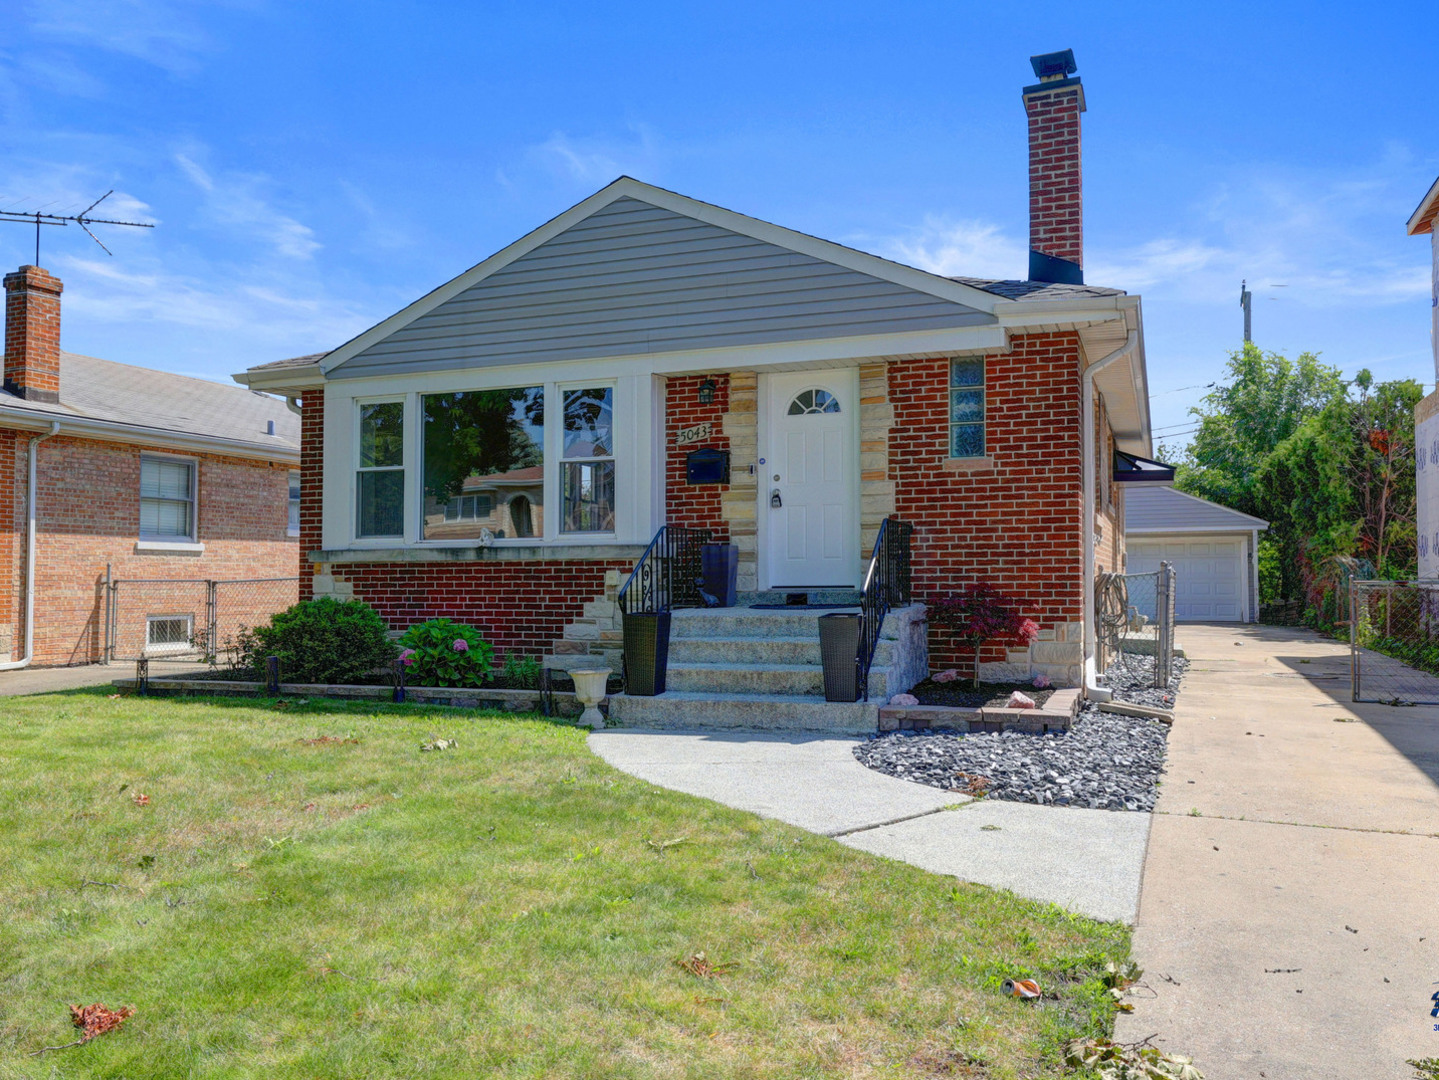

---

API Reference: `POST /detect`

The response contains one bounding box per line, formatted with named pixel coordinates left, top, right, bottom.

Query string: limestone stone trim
left=546, top=569, right=625, bottom=671
left=309, top=564, right=355, bottom=601
left=975, top=620, right=1086, bottom=688
left=858, top=361, right=895, bottom=553
left=719, top=372, right=760, bottom=593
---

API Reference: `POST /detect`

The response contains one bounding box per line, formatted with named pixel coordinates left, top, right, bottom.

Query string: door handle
left=770, top=489, right=782, bottom=508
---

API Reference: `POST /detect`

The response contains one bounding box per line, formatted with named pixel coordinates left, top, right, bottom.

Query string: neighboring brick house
left=237, top=51, right=1159, bottom=714
left=1409, top=176, right=1439, bottom=579
left=0, top=266, right=300, bottom=669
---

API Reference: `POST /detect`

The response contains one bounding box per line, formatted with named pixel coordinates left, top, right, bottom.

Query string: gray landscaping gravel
left=854, top=654, right=1188, bottom=812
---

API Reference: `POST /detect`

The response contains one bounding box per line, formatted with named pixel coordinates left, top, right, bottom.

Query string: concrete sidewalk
left=0, top=661, right=201, bottom=697
left=589, top=728, right=1151, bottom=922
left=1116, top=623, right=1439, bottom=1079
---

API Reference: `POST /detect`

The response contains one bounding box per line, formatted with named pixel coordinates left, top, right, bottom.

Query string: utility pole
left=1240, top=279, right=1253, bottom=343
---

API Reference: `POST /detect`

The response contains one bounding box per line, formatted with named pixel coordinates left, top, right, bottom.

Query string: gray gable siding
left=1125, top=486, right=1268, bottom=533
left=330, top=197, right=994, bottom=378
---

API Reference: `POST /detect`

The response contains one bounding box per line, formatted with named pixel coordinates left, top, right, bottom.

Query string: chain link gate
left=1350, top=579, right=1439, bottom=704
left=1095, top=561, right=1177, bottom=688
left=105, top=577, right=299, bottom=663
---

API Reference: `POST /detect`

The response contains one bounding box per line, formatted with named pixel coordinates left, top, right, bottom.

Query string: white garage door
left=1128, top=537, right=1246, bottom=622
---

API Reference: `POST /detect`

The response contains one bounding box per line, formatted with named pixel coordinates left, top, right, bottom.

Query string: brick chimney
left=1024, top=49, right=1085, bottom=285
left=4, top=266, right=63, bottom=403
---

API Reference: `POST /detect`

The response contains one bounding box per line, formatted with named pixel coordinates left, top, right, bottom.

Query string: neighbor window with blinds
left=140, top=456, right=197, bottom=541
left=949, top=358, right=986, bottom=458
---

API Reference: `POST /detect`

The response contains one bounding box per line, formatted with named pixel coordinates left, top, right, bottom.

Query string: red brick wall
left=1026, top=84, right=1084, bottom=270
left=298, top=388, right=325, bottom=597
left=328, top=560, right=632, bottom=657
left=665, top=374, right=731, bottom=539
left=0, top=429, right=18, bottom=658
left=9, top=431, right=298, bottom=666
left=889, top=333, right=1085, bottom=670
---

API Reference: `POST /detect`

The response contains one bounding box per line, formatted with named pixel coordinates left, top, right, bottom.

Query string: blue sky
left=1, top=0, right=1436, bottom=450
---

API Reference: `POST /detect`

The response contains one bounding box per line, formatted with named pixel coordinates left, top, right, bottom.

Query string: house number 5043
left=676, top=421, right=713, bottom=445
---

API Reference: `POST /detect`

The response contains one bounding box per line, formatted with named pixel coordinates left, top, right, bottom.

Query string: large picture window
left=949, top=358, right=985, bottom=458
left=140, top=456, right=196, bottom=541
left=357, top=401, right=404, bottom=538
left=421, top=388, right=544, bottom=541
left=561, top=386, right=615, bottom=534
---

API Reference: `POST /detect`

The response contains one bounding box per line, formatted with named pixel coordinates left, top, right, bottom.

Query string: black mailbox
left=685, top=447, right=730, bottom=485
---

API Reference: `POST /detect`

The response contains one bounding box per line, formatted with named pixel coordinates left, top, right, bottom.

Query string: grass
left=0, top=690, right=1129, bottom=1078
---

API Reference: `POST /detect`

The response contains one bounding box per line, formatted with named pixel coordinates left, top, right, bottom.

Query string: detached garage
left=1124, top=486, right=1268, bottom=623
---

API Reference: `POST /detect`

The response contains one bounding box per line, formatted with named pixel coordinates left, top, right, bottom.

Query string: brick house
left=236, top=51, right=1159, bottom=724
left=1, top=265, right=301, bottom=669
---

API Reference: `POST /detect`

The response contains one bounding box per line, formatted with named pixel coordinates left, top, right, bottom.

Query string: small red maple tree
left=928, top=583, right=1039, bottom=688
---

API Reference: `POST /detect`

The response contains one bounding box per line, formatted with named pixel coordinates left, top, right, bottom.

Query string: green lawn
left=0, top=690, right=1128, bottom=1078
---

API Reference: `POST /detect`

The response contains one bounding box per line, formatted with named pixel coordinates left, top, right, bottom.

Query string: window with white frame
left=561, top=386, right=615, bottom=534
left=146, top=614, right=194, bottom=654
left=288, top=470, right=301, bottom=537
left=949, top=358, right=985, bottom=458
left=140, top=456, right=196, bottom=541
left=421, top=388, right=543, bottom=540
left=356, top=401, right=404, bottom=538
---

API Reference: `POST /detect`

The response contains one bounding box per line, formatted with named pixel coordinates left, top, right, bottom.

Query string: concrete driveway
left=589, top=729, right=1152, bottom=922
left=1116, top=622, right=1439, bottom=1079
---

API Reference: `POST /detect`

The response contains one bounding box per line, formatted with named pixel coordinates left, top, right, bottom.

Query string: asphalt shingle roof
left=948, top=276, right=1127, bottom=300
left=0, top=352, right=299, bottom=450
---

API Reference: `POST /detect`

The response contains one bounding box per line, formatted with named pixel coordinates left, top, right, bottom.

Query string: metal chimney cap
left=1030, top=49, right=1077, bottom=81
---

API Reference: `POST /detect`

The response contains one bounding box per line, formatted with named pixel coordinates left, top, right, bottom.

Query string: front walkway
left=589, top=729, right=1151, bottom=922
left=1116, top=622, right=1439, bottom=1079
left=0, top=660, right=202, bottom=697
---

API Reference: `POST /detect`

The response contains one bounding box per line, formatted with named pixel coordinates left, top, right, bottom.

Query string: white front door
left=764, top=370, right=859, bottom=588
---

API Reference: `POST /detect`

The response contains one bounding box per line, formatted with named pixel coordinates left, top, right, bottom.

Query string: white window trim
left=354, top=397, right=407, bottom=541
left=324, top=368, right=654, bottom=552
left=139, top=452, right=199, bottom=544
left=135, top=540, right=206, bottom=554
left=145, top=614, right=195, bottom=655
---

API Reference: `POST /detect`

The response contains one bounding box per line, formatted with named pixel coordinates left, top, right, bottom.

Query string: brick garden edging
left=877, top=687, right=1081, bottom=734
left=110, top=678, right=586, bottom=717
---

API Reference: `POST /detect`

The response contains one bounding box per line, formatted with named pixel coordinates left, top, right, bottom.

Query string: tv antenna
left=0, top=191, right=153, bottom=265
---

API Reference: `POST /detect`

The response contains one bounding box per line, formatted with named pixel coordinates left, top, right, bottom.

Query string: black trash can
left=818, top=612, right=862, bottom=703
left=701, top=543, right=739, bottom=607
left=622, top=610, right=672, bottom=696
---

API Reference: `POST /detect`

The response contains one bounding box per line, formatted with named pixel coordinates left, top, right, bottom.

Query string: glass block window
left=561, top=386, right=615, bottom=534
left=140, top=457, right=196, bottom=541
left=356, top=401, right=405, bottom=538
left=949, top=358, right=985, bottom=458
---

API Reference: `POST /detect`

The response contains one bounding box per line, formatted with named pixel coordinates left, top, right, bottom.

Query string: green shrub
left=397, top=618, right=495, bottom=687
left=242, top=598, right=396, bottom=684
left=502, top=653, right=542, bottom=690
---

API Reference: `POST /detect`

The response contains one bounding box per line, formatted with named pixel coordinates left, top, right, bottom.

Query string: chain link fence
left=105, top=577, right=299, bottom=663
left=1095, top=562, right=1176, bottom=688
left=1350, top=579, right=1439, bottom=705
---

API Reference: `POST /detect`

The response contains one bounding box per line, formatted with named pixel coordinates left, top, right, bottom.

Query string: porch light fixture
left=697, top=377, right=716, bottom=405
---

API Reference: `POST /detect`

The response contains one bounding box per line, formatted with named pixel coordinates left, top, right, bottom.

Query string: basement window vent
left=146, top=615, right=194, bottom=654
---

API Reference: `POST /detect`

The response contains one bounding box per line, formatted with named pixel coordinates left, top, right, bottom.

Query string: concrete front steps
left=606, top=604, right=927, bottom=734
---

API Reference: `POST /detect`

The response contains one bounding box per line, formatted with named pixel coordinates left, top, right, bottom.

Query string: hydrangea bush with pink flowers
left=928, top=582, right=1040, bottom=688
left=395, top=617, right=495, bottom=687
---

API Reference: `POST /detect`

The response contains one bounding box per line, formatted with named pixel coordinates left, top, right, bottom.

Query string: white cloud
left=527, top=126, right=664, bottom=187
left=25, top=0, right=215, bottom=75
left=175, top=151, right=320, bottom=260
left=869, top=216, right=1027, bottom=280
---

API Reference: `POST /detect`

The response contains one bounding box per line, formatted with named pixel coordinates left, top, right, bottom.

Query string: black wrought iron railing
left=617, top=525, right=713, bottom=615
left=858, top=517, right=913, bottom=700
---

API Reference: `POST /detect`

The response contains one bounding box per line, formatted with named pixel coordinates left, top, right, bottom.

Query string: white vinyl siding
left=140, top=457, right=196, bottom=541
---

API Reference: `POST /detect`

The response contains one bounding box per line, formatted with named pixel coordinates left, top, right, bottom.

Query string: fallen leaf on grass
left=420, top=738, right=458, bottom=752
left=131, top=793, right=150, bottom=806
left=106, top=694, right=122, bottom=700
left=303, top=803, right=318, bottom=812
left=646, top=837, right=689, bottom=855
left=675, top=951, right=738, bottom=979
left=70, top=1002, right=135, bottom=1040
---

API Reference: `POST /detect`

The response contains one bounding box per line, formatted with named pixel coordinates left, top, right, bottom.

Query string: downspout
left=1081, top=332, right=1138, bottom=701
left=0, top=421, right=62, bottom=671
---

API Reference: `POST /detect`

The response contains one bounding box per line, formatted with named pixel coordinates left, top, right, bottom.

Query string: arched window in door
left=509, top=494, right=534, bottom=538
left=786, top=388, right=841, bottom=415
